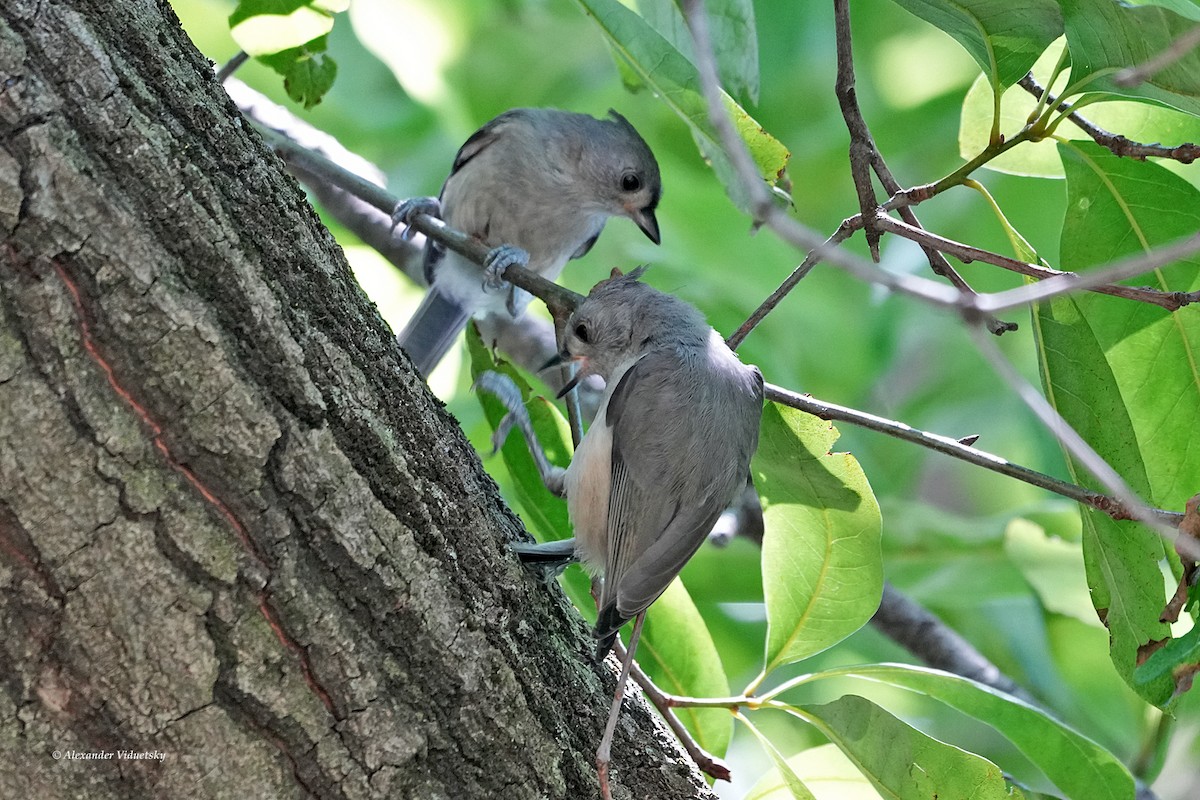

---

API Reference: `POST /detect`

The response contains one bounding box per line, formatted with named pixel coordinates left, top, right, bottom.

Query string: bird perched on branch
left=476, top=267, right=763, bottom=796
left=394, top=108, right=662, bottom=377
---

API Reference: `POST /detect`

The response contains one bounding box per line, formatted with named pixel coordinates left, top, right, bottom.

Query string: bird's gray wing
left=448, top=110, right=518, bottom=177
left=423, top=111, right=521, bottom=284
left=593, top=351, right=743, bottom=652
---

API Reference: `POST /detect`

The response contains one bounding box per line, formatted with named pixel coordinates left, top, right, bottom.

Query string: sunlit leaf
left=754, top=403, right=882, bottom=677
left=638, top=579, right=733, bottom=760
left=799, top=695, right=1023, bottom=800
left=889, top=0, right=1062, bottom=90
left=573, top=0, right=789, bottom=211
left=744, top=743, right=882, bottom=800
left=1031, top=141, right=1200, bottom=706
left=625, top=0, right=760, bottom=103
left=824, top=664, right=1134, bottom=800
left=736, top=712, right=819, bottom=800
left=230, top=0, right=346, bottom=56
left=1061, top=0, right=1200, bottom=114
left=1135, top=623, right=1200, bottom=702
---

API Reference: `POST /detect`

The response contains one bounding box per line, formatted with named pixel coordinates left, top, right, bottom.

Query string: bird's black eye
left=574, top=323, right=590, bottom=343
left=621, top=172, right=642, bottom=192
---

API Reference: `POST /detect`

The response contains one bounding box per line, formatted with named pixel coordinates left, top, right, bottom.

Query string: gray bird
left=394, top=108, right=662, bottom=377
left=482, top=267, right=764, bottom=657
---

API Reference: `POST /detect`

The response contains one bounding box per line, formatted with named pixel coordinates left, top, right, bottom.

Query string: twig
left=831, top=0, right=1014, bottom=336
left=1018, top=74, right=1199, bottom=164
left=215, top=51, right=249, bottom=83
left=832, top=0, right=881, bottom=261
left=976, top=232, right=1200, bottom=314
left=761, top=381, right=1184, bottom=528
left=1114, top=24, right=1200, bottom=88
left=875, top=214, right=1200, bottom=312
left=727, top=216, right=863, bottom=350
left=614, top=638, right=732, bottom=782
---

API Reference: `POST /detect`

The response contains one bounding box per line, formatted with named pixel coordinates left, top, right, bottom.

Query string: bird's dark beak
left=539, top=351, right=567, bottom=372
left=633, top=207, right=660, bottom=245
left=555, top=371, right=584, bottom=399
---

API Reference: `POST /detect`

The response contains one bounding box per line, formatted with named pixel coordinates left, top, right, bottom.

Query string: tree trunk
left=0, top=2, right=713, bottom=798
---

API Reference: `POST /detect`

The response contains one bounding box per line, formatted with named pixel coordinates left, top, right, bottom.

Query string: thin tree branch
left=833, top=0, right=881, bottom=261
left=614, top=639, right=732, bottom=782
left=678, top=0, right=964, bottom=311
left=831, top=0, right=1015, bottom=336
left=976, top=232, right=1200, bottom=314
left=215, top=50, right=249, bottom=83
left=762, top=381, right=1185, bottom=528
left=1114, top=24, right=1200, bottom=88
left=727, top=215, right=863, bottom=350
left=875, top=214, right=1200, bottom=312
left=1018, top=74, right=1200, bottom=164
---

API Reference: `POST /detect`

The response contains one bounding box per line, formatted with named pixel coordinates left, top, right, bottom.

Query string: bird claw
left=391, top=196, right=441, bottom=242
left=482, top=244, right=529, bottom=293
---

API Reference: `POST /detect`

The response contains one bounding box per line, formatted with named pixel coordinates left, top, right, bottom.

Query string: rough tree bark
left=0, top=2, right=714, bottom=798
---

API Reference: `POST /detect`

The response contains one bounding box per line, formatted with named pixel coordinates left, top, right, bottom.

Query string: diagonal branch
left=1018, top=74, right=1200, bottom=164
left=831, top=0, right=1015, bottom=335
left=875, top=214, right=1200, bottom=312
left=762, top=381, right=1184, bottom=528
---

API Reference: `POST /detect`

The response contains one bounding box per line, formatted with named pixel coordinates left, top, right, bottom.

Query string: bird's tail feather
left=397, top=288, right=473, bottom=377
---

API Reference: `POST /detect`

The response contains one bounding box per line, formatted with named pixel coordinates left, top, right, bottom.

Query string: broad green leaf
left=889, top=0, right=1062, bottom=90
left=744, top=743, right=882, bottom=800
left=1031, top=141, right=1200, bottom=705
left=1004, top=519, right=1099, bottom=625
left=736, top=712, right=819, bottom=800
left=798, top=695, right=1023, bottom=800
left=753, top=403, right=882, bottom=678
left=230, top=0, right=346, bottom=56
left=637, top=579, right=733, bottom=760
left=1135, top=622, right=1200, bottom=701
left=823, top=664, right=1134, bottom=800
left=1061, top=0, right=1200, bottom=115
left=573, top=0, right=789, bottom=211
left=961, top=69, right=1200, bottom=178
left=278, top=48, right=338, bottom=109
left=625, top=0, right=760, bottom=103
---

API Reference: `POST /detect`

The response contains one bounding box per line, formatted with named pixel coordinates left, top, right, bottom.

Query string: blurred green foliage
left=171, top=0, right=1200, bottom=796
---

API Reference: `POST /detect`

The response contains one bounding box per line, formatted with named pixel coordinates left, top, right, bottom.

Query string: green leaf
left=573, top=0, right=789, bottom=211
left=825, top=664, right=1134, bottom=800
left=744, top=743, right=883, bottom=800
left=1004, top=519, right=1099, bottom=625
left=753, top=403, right=882, bottom=678
left=625, top=0, right=760, bottom=103
left=230, top=0, right=345, bottom=56
left=736, top=712, right=819, bottom=800
left=638, top=579, right=733, bottom=760
left=1061, top=0, right=1200, bottom=114
left=889, top=0, right=1063, bottom=90
left=280, top=49, right=338, bottom=110
left=798, top=695, right=1024, bottom=800
left=1030, top=140, right=1200, bottom=705
left=1135, top=623, right=1200, bottom=701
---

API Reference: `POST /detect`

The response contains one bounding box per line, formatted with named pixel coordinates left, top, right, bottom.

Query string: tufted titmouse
left=477, top=268, right=763, bottom=796
left=394, top=108, right=662, bottom=377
